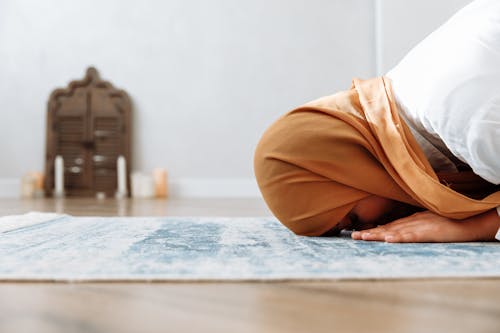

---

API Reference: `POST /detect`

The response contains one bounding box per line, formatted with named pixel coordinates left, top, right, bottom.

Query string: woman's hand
left=351, top=209, right=500, bottom=243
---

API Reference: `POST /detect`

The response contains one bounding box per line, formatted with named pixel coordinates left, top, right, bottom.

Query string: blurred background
left=0, top=0, right=472, bottom=198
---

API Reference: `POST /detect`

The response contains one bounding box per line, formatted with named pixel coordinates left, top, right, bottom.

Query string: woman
left=254, top=0, right=500, bottom=243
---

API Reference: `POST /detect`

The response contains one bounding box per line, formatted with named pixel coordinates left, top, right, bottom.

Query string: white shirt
left=385, top=0, right=500, bottom=238
left=386, top=0, right=500, bottom=185
left=497, top=207, right=500, bottom=240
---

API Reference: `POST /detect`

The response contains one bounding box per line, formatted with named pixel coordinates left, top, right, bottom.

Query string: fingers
left=351, top=229, right=418, bottom=242
left=351, top=220, right=423, bottom=241
left=350, top=210, right=477, bottom=243
left=385, top=232, right=417, bottom=243
left=351, top=211, right=431, bottom=242
left=351, top=229, right=388, bottom=241
left=350, top=216, right=408, bottom=239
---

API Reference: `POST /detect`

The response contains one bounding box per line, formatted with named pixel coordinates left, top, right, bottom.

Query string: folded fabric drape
left=254, top=77, right=500, bottom=236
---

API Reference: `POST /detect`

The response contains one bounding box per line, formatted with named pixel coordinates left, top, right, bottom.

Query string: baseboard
left=0, top=177, right=261, bottom=198
left=170, top=178, right=261, bottom=198
left=0, top=178, right=21, bottom=198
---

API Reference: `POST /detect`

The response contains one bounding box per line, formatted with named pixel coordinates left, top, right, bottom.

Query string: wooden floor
left=0, top=198, right=499, bottom=333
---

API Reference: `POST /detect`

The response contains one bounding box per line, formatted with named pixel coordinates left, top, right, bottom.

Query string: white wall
left=0, top=0, right=473, bottom=197
left=378, top=0, right=473, bottom=74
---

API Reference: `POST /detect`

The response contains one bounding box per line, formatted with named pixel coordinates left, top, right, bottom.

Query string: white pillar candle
left=141, top=175, right=155, bottom=198
left=116, top=155, right=127, bottom=198
left=131, top=172, right=155, bottom=199
left=131, top=172, right=142, bottom=198
left=54, top=155, right=64, bottom=197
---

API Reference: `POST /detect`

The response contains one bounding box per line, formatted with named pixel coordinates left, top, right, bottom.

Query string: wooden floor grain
left=0, top=198, right=498, bottom=333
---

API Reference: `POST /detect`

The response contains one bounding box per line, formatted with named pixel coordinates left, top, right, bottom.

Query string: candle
left=116, top=155, right=127, bottom=198
left=131, top=172, right=155, bottom=198
left=142, top=175, right=155, bottom=198
left=131, top=172, right=142, bottom=198
left=54, top=155, right=64, bottom=197
left=153, top=168, right=168, bottom=198
left=21, top=173, right=36, bottom=198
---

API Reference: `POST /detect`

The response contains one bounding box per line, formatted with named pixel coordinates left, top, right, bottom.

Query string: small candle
left=116, top=155, right=127, bottom=198
left=131, top=172, right=142, bottom=198
left=21, top=173, right=36, bottom=198
left=33, top=172, right=45, bottom=197
left=153, top=168, right=168, bottom=198
left=54, top=155, right=64, bottom=197
left=142, top=175, right=155, bottom=198
left=131, top=172, right=155, bottom=198
left=32, top=172, right=44, bottom=190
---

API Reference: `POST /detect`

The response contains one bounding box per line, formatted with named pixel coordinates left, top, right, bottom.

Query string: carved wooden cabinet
left=44, top=67, right=132, bottom=197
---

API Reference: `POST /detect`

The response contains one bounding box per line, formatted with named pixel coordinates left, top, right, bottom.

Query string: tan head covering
left=254, top=77, right=500, bottom=236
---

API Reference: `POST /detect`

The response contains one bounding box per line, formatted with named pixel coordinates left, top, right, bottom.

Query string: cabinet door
left=53, top=87, right=92, bottom=196
left=90, top=88, right=124, bottom=197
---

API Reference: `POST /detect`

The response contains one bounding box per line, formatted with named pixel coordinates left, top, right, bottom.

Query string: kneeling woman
left=254, top=0, right=500, bottom=243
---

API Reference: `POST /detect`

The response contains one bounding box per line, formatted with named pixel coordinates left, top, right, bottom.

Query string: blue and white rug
left=0, top=212, right=499, bottom=281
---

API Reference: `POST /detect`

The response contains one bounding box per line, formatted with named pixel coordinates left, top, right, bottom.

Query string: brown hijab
left=254, top=77, right=500, bottom=236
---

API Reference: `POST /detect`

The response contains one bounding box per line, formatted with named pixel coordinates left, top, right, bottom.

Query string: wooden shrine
left=44, top=67, right=132, bottom=197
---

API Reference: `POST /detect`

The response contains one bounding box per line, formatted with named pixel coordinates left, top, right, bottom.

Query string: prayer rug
left=0, top=212, right=499, bottom=281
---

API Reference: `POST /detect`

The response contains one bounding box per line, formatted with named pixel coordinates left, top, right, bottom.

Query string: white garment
left=396, top=100, right=459, bottom=174
left=387, top=0, right=500, bottom=185
left=496, top=207, right=500, bottom=240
